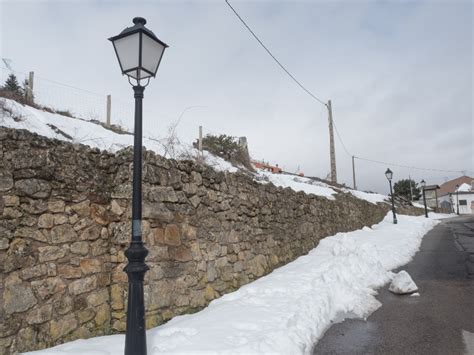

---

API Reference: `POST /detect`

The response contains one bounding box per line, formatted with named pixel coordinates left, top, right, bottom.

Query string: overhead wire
left=224, top=0, right=326, bottom=106
left=224, top=0, right=471, bottom=177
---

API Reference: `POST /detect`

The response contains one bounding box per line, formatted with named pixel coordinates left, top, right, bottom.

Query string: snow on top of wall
left=1, top=98, right=388, bottom=203
left=0, top=99, right=237, bottom=173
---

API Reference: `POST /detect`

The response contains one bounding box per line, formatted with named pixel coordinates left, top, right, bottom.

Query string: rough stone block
left=26, top=304, right=53, bottom=325
left=164, top=224, right=181, bottom=246
left=68, top=276, right=97, bottom=295
left=38, top=245, right=66, bottom=262
left=48, top=200, right=65, bottom=213
left=4, top=283, right=37, bottom=314
left=50, top=224, right=77, bottom=244
left=80, top=259, right=102, bottom=274
left=38, top=213, right=55, bottom=228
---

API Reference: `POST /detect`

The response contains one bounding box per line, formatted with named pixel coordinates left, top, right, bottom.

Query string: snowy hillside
left=0, top=98, right=387, bottom=204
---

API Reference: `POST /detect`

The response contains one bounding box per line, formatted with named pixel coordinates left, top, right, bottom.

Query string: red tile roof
left=438, top=176, right=473, bottom=197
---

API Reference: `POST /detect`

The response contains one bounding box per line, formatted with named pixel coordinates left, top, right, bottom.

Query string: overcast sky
left=1, top=0, right=472, bottom=194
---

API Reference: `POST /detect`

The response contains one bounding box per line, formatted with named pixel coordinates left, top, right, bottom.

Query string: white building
left=436, top=175, right=473, bottom=213
left=452, top=183, right=474, bottom=215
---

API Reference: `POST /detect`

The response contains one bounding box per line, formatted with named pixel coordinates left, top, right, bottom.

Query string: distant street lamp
left=385, top=168, right=397, bottom=224
left=455, top=184, right=460, bottom=215
left=109, top=17, right=168, bottom=355
left=420, top=179, right=428, bottom=218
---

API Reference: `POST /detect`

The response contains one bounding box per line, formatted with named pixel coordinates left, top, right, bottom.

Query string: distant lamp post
left=455, top=184, right=460, bottom=215
left=385, top=168, right=397, bottom=224
left=109, top=17, right=168, bottom=355
left=420, top=179, right=428, bottom=218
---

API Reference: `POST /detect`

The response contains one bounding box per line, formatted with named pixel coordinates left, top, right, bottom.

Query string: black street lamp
left=420, top=179, right=428, bottom=218
left=109, top=17, right=168, bottom=355
left=385, top=168, right=397, bottom=224
left=455, top=184, right=460, bottom=215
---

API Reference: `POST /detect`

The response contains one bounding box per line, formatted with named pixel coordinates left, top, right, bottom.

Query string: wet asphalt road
left=313, top=216, right=474, bottom=355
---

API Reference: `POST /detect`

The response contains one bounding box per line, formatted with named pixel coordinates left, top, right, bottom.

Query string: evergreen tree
left=394, top=179, right=421, bottom=200
left=3, top=74, right=23, bottom=96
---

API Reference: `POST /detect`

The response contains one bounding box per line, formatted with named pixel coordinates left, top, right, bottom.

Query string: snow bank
left=25, top=213, right=448, bottom=355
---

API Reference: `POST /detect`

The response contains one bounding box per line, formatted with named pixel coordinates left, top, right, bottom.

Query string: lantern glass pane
left=113, top=32, right=140, bottom=73
left=142, top=33, right=165, bottom=75
left=126, top=69, right=153, bottom=80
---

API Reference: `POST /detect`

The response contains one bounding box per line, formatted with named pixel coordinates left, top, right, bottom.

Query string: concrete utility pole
left=198, top=125, right=203, bottom=160
left=352, top=156, right=357, bottom=190
left=327, top=100, right=337, bottom=183
left=25, top=71, right=34, bottom=103
left=409, top=175, right=414, bottom=201
left=106, top=95, right=111, bottom=126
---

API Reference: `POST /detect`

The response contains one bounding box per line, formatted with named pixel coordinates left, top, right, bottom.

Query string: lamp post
left=455, top=184, right=460, bottom=215
left=420, top=179, right=428, bottom=218
left=109, top=17, right=168, bottom=355
left=385, top=168, right=397, bottom=224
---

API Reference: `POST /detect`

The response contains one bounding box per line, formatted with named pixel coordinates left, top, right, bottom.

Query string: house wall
left=452, top=193, right=474, bottom=214
left=0, top=127, right=423, bottom=354
left=438, top=195, right=453, bottom=213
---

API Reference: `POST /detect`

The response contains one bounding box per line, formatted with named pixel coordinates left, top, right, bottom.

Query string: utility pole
left=106, top=95, right=111, bottom=126
left=327, top=100, right=337, bottom=183
left=198, top=125, right=203, bottom=161
left=352, top=156, right=357, bottom=190
left=25, top=71, right=34, bottom=103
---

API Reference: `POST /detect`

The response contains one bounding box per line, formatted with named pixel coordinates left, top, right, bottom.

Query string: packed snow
left=388, top=270, right=418, bottom=295
left=25, top=213, right=450, bottom=355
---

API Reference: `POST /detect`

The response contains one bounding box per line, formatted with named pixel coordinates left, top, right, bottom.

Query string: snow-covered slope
left=0, top=98, right=238, bottom=173
left=1, top=98, right=387, bottom=203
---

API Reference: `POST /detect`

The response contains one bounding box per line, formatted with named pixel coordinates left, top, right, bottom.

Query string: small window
left=459, top=200, right=467, bottom=206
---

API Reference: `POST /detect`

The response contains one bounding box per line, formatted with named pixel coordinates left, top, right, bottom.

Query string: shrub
left=195, top=134, right=253, bottom=171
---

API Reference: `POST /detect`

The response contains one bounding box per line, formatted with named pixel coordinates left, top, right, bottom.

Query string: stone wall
left=0, top=127, right=420, bottom=353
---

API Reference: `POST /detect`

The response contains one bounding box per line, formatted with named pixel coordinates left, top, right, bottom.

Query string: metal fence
left=0, top=67, right=132, bottom=129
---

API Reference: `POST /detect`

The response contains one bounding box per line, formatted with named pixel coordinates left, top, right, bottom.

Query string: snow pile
left=389, top=270, right=418, bottom=295
left=25, top=213, right=448, bottom=355
left=257, top=171, right=337, bottom=200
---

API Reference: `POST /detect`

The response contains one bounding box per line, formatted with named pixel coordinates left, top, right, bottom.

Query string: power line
left=224, top=2, right=472, bottom=178
left=355, top=156, right=473, bottom=175
left=332, top=118, right=351, bottom=157
left=224, top=0, right=326, bottom=106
